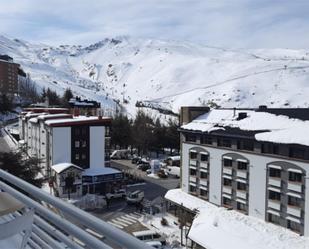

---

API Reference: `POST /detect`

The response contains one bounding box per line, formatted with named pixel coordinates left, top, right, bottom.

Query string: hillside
left=1, top=35, right=309, bottom=115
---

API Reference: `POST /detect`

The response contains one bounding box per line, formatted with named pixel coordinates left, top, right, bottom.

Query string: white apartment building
left=175, top=106, right=309, bottom=236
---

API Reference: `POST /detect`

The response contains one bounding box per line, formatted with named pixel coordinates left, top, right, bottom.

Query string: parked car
left=131, top=156, right=141, bottom=164
left=105, top=189, right=126, bottom=199
left=132, top=230, right=166, bottom=245
left=110, top=150, right=130, bottom=160
left=138, top=163, right=151, bottom=171
left=126, top=190, right=144, bottom=204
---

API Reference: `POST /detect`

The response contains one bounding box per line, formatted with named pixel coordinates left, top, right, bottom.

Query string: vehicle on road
left=131, top=156, right=141, bottom=164
left=164, top=155, right=180, bottom=166
left=105, top=189, right=126, bottom=199
left=137, top=160, right=151, bottom=171
left=126, top=190, right=144, bottom=204
left=166, top=166, right=180, bottom=178
left=132, top=230, right=166, bottom=245
left=110, top=149, right=130, bottom=160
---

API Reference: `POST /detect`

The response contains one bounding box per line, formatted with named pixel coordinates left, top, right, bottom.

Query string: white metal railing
left=0, top=169, right=152, bottom=249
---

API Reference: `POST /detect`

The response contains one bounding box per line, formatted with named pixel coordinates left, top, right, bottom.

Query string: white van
left=132, top=230, right=166, bottom=245
left=126, top=190, right=144, bottom=204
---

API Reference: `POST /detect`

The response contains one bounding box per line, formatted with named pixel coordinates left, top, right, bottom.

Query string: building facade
left=179, top=106, right=309, bottom=236
left=0, top=55, right=20, bottom=95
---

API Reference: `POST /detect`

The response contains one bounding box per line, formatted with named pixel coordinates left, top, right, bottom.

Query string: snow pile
left=165, top=189, right=309, bottom=249
left=140, top=213, right=184, bottom=249
left=181, top=109, right=309, bottom=146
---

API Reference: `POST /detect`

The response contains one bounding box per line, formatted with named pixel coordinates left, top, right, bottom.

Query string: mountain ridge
left=1, top=35, right=309, bottom=115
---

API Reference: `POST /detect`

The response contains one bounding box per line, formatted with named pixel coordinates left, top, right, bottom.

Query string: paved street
left=88, top=160, right=180, bottom=235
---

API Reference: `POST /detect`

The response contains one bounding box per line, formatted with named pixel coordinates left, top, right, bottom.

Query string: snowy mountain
left=1, top=34, right=309, bottom=115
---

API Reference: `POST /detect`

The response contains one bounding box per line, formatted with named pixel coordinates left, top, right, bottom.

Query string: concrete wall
left=89, top=126, right=105, bottom=168
left=52, top=127, right=71, bottom=165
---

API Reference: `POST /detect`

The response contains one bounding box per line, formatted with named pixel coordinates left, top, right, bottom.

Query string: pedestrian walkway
left=107, top=212, right=143, bottom=230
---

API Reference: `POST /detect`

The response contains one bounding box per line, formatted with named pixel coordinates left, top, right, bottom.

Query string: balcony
left=236, top=170, right=247, bottom=179
left=200, top=162, right=208, bottom=170
left=287, top=182, right=302, bottom=192
left=287, top=205, right=302, bottom=217
left=269, top=177, right=281, bottom=188
left=190, top=175, right=197, bottom=183
left=199, top=179, right=207, bottom=187
left=0, top=169, right=151, bottom=249
left=222, top=186, right=232, bottom=194
left=189, top=160, right=197, bottom=166
left=223, top=167, right=232, bottom=175
left=236, top=190, right=247, bottom=199
left=268, top=199, right=281, bottom=210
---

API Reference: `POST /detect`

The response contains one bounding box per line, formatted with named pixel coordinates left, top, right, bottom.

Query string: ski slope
left=1, top=35, right=309, bottom=115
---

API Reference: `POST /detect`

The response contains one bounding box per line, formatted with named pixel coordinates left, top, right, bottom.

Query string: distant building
left=0, top=54, right=20, bottom=95
left=20, top=110, right=118, bottom=196
left=69, top=97, right=101, bottom=116
left=166, top=106, right=309, bottom=240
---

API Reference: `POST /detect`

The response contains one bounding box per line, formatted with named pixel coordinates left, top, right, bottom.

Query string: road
left=89, top=160, right=179, bottom=229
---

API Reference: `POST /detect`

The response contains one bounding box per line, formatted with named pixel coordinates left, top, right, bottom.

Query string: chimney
left=98, top=109, right=102, bottom=120
left=233, top=107, right=236, bottom=117
left=180, top=106, right=210, bottom=125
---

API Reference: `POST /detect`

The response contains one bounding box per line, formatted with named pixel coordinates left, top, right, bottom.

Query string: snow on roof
left=37, top=113, right=71, bottom=120
left=51, top=163, right=83, bottom=173
left=181, top=109, right=309, bottom=146
left=165, top=189, right=308, bottom=249
left=45, top=116, right=107, bottom=125
left=82, top=167, right=121, bottom=176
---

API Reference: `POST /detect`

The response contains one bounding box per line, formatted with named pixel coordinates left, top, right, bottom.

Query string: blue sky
left=1, top=0, right=309, bottom=48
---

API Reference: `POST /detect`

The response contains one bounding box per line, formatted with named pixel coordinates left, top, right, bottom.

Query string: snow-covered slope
left=1, top=35, right=309, bottom=115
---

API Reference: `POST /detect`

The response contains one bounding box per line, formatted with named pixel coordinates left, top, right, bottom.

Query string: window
left=243, top=140, right=254, bottom=151
left=289, top=171, right=302, bottom=182
left=200, top=153, right=208, bottom=162
left=223, top=197, right=232, bottom=206
left=287, top=220, right=301, bottom=233
left=237, top=182, right=247, bottom=191
left=75, top=141, right=80, bottom=148
left=200, top=189, right=207, bottom=197
left=82, top=140, right=87, bottom=147
left=201, top=136, right=212, bottom=145
left=268, top=190, right=281, bottom=201
left=268, top=213, right=280, bottom=225
left=237, top=161, right=247, bottom=170
left=288, top=196, right=301, bottom=207
left=269, top=168, right=281, bottom=178
left=75, top=129, right=80, bottom=135
left=42, top=130, right=45, bottom=133
left=81, top=153, right=86, bottom=160
left=223, top=178, right=232, bottom=186
left=289, top=147, right=305, bottom=159
left=75, top=153, right=80, bottom=160
left=262, top=143, right=279, bottom=155
left=218, top=138, right=231, bottom=148
left=82, top=128, right=87, bottom=135
left=105, top=127, right=110, bottom=136
left=200, top=171, right=207, bottom=179
left=190, top=152, right=197, bottom=159
left=189, top=185, right=196, bottom=192
left=186, top=134, right=197, bottom=142
left=223, top=159, right=232, bottom=167
left=237, top=202, right=247, bottom=211
left=190, top=168, right=196, bottom=176
left=42, top=142, right=45, bottom=145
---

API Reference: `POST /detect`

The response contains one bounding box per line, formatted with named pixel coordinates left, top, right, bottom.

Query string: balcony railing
left=0, top=169, right=151, bottom=249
